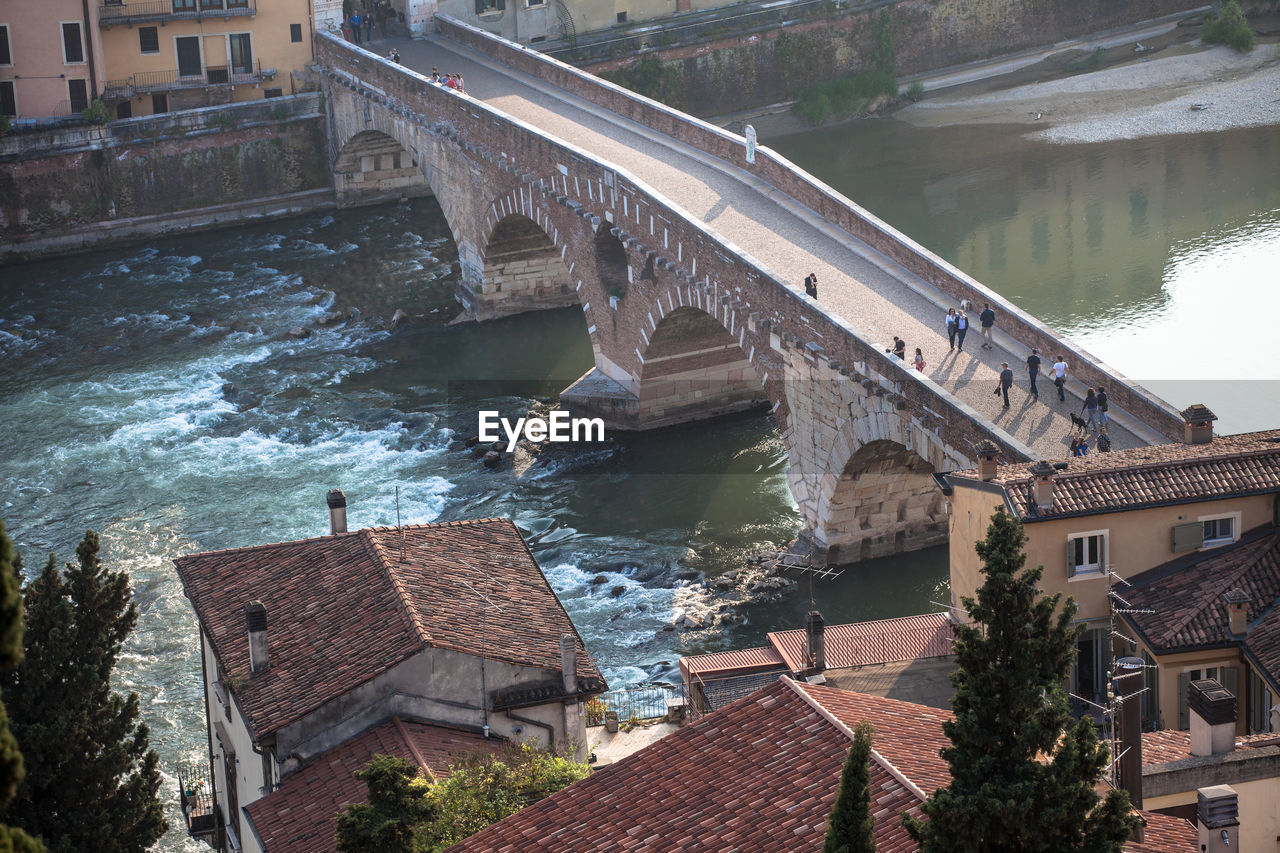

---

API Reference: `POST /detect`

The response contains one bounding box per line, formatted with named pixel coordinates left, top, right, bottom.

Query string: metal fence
left=103, top=61, right=271, bottom=98
left=99, top=0, right=256, bottom=25
left=586, top=684, right=693, bottom=726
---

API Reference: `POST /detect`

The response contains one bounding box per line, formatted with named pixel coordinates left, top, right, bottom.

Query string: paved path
left=368, top=33, right=1168, bottom=461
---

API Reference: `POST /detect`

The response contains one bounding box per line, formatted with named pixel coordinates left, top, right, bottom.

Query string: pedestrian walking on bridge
left=804, top=273, right=818, bottom=299
left=1026, top=348, right=1041, bottom=400
left=1052, top=355, right=1069, bottom=402
left=945, top=308, right=957, bottom=350
left=996, top=362, right=1013, bottom=408
left=979, top=302, right=996, bottom=349
left=955, top=311, right=969, bottom=352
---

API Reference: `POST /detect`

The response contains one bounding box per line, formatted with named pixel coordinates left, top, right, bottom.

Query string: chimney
left=1189, top=679, right=1236, bottom=757
left=806, top=610, right=826, bottom=673
left=327, top=488, right=348, bottom=535
left=1223, top=588, right=1251, bottom=637
left=1196, top=785, right=1239, bottom=852
left=975, top=439, right=1001, bottom=482
left=1028, top=461, right=1057, bottom=511
left=1181, top=404, right=1217, bottom=445
left=245, top=600, right=268, bottom=673
left=560, top=633, right=578, bottom=695
left=1114, top=656, right=1145, bottom=810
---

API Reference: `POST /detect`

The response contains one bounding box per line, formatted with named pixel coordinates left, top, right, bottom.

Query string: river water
left=1, top=117, right=1276, bottom=850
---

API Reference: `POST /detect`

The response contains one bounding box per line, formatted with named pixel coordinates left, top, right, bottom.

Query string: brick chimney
left=327, top=488, right=348, bottom=535
left=1189, top=679, right=1235, bottom=757
left=1028, top=461, right=1057, bottom=512
left=1196, top=785, right=1239, bottom=852
left=1181, top=404, right=1217, bottom=445
left=1223, top=588, right=1251, bottom=637
left=560, top=633, right=578, bottom=695
left=1114, top=657, right=1145, bottom=810
left=975, top=439, right=1000, bottom=482
left=246, top=601, right=268, bottom=673
left=806, top=610, right=826, bottom=673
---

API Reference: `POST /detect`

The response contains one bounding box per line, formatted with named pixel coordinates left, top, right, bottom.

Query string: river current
left=1, top=117, right=1276, bottom=851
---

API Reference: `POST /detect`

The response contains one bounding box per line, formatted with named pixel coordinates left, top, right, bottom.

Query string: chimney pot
left=245, top=600, right=268, bottom=673
left=1223, top=588, right=1251, bottom=637
left=975, top=440, right=1000, bottom=482
left=1027, top=460, right=1057, bottom=511
left=560, top=634, right=578, bottom=696
left=327, top=488, right=348, bottom=535
left=1189, top=679, right=1236, bottom=756
left=1181, top=404, right=1217, bottom=445
left=1196, top=785, right=1239, bottom=852
left=806, top=610, right=826, bottom=673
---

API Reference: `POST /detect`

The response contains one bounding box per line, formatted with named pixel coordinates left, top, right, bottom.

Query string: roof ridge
left=996, top=441, right=1280, bottom=484
left=1159, top=533, right=1279, bottom=641
left=768, top=611, right=949, bottom=639
left=782, top=678, right=929, bottom=803
left=392, top=715, right=438, bottom=781
left=362, top=530, right=434, bottom=648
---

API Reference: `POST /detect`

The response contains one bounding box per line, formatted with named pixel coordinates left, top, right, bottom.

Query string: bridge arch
left=474, top=212, right=577, bottom=319
left=332, top=130, right=424, bottom=204
left=633, top=305, right=767, bottom=429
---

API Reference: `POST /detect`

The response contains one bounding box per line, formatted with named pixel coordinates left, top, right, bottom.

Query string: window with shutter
left=1171, top=521, right=1203, bottom=552
left=1177, top=671, right=1191, bottom=730
left=1067, top=531, right=1106, bottom=577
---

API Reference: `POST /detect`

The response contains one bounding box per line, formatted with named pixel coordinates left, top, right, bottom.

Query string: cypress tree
left=824, top=721, right=876, bottom=853
left=904, top=508, right=1139, bottom=852
left=2, top=530, right=166, bottom=853
left=0, top=522, right=43, bottom=853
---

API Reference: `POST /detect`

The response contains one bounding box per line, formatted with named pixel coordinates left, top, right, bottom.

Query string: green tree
left=3, top=531, right=166, bottom=853
left=335, top=755, right=435, bottom=853
left=904, top=509, right=1139, bottom=852
left=0, top=523, right=43, bottom=853
left=336, top=743, right=588, bottom=852
left=824, top=722, right=876, bottom=853
left=1203, top=0, right=1254, bottom=51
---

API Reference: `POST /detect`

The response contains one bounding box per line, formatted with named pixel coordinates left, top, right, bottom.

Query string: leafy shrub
left=792, top=70, right=898, bottom=126
left=82, top=99, right=110, bottom=125
left=1203, top=0, right=1254, bottom=51
left=906, top=81, right=925, bottom=102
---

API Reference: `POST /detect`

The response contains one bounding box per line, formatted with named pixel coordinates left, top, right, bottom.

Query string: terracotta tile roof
left=946, top=430, right=1280, bottom=522
left=1121, top=526, right=1280, bottom=691
left=245, top=718, right=502, bottom=853
left=679, top=613, right=955, bottom=686
left=769, top=613, right=956, bottom=672
left=447, top=678, right=1192, bottom=853
left=1142, top=729, right=1280, bottom=767
left=175, top=519, right=604, bottom=740
left=1129, top=812, right=1198, bottom=853
left=679, top=645, right=785, bottom=677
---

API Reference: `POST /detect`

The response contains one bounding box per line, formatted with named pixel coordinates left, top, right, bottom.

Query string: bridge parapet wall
left=315, top=32, right=1032, bottom=470
left=435, top=15, right=1186, bottom=445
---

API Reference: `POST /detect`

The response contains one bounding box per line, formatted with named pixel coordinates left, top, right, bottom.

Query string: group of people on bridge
left=344, top=0, right=395, bottom=44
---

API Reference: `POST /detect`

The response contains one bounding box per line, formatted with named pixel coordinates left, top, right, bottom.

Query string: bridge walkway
left=392, top=34, right=1168, bottom=462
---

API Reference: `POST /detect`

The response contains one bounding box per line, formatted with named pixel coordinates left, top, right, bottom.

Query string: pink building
left=0, top=1, right=104, bottom=121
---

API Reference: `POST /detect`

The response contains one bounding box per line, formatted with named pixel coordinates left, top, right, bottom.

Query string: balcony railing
left=98, top=0, right=256, bottom=26
left=103, top=61, right=275, bottom=99
left=175, top=763, right=220, bottom=842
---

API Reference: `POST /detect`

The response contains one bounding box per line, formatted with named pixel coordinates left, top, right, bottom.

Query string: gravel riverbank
left=901, top=43, right=1280, bottom=143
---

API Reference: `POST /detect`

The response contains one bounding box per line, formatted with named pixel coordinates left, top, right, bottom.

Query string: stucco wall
left=0, top=93, right=330, bottom=255
left=1146, top=764, right=1280, bottom=852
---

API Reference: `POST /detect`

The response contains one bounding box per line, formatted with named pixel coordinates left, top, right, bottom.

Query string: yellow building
left=96, top=0, right=314, bottom=118
left=937, top=413, right=1280, bottom=728
left=0, top=1, right=106, bottom=120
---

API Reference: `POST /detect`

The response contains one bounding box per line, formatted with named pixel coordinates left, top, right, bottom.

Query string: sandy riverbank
left=902, top=43, right=1280, bottom=143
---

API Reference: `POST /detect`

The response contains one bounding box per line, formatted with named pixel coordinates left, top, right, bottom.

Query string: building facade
left=0, top=1, right=105, bottom=120
left=938, top=417, right=1280, bottom=730
left=174, top=500, right=605, bottom=852
left=96, top=0, right=314, bottom=118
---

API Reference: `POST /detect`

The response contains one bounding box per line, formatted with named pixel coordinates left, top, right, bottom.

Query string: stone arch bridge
left=313, top=24, right=1188, bottom=564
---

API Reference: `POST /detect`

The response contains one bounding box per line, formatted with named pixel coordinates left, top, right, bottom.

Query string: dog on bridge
left=1068, top=412, right=1089, bottom=436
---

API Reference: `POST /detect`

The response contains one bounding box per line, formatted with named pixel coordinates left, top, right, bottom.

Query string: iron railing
left=103, top=61, right=273, bottom=98
left=176, top=762, right=219, bottom=841
left=586, top=684, right=694, bottom=726
left=98, top=0, right=255, bottom=26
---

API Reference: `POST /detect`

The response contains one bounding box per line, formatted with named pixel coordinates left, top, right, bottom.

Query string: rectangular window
left=0, top=24, right=11, bottom=66
left=139, top=27, right=159, bottom=54
left=0, top=81, right=15, bottom=117
left=67, top=79, right=89, bottom=113
left=228, top=33, right=252, bottom=75
left=152, top=92, right=169, bottom=114
left=1067, top=531, right=1106, bottom=578
left=1201, top=515, right=1235, bottom=547
left=62, top=22, right=85, bottom=64
left=527, top=0, right=546, bottom=5
left=290, top=23, right=303, bottom=43
left=200, top=0, right=224, bottom=11
left=116, top=100, right=132, bottom=119
left=172, top=0, right=197, bottom=11
left=1247, top=667, right=1275, bottom=733
left=475, top=0, right=504, bottom=12
left=263, top=87, right=282, bottom=98
left=616, top=10, right=627, bottom=22
left=176, top=36, right=201, bottom=77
